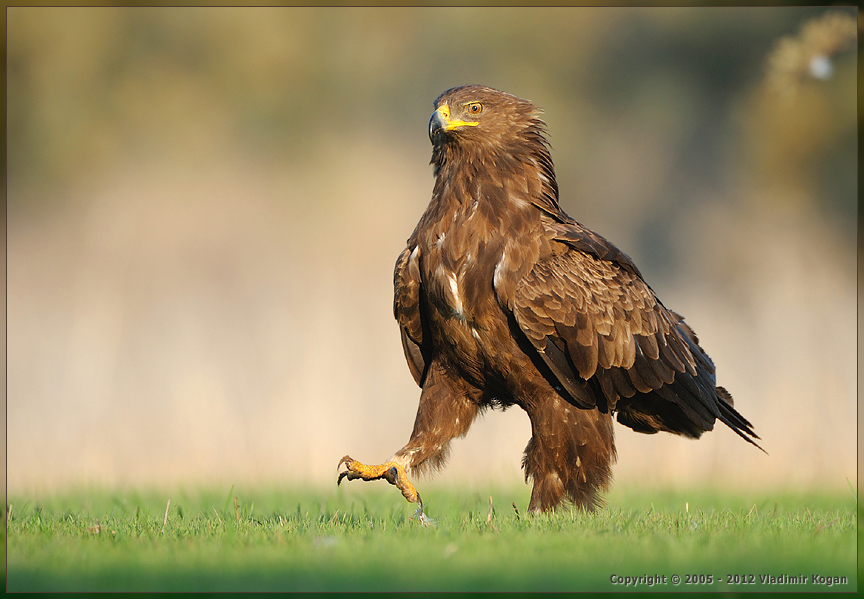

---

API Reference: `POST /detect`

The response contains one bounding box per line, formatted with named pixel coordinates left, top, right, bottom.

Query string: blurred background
left=6, top=7, right=857, bottom=498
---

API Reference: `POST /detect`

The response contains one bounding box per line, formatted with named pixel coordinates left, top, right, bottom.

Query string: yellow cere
left=437, top=105, right=479, bottom=130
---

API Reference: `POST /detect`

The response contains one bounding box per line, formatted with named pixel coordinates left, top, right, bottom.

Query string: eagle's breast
left=417, top=168, right=550, bottom=378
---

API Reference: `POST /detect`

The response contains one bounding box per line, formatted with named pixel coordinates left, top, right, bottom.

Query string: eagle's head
left=427, top=85, right=558, bottom=206
left=428, top=85, right=548, bottom=151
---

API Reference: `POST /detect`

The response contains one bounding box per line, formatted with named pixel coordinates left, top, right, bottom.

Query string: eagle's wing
left=508, top=222, right=760, bottom=446
left=394, top=245, right=429, bottom=387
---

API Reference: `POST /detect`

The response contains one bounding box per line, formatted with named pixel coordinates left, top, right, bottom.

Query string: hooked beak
left=428, top=108, right=446, bottom=142
left=428, top=105, right=479, bottom=143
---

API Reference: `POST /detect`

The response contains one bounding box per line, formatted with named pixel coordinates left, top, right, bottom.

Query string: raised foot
left=337, top=455, right=424, bottom=512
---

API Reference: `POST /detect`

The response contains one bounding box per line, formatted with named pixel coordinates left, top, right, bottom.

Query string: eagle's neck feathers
left=429, top=122, right=562, bottom=221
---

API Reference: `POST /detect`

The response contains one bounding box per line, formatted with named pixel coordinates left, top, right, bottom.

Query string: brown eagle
left=338, top=85, right=760, bottom=513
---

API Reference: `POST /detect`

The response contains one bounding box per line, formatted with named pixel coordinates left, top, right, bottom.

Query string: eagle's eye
left=466, top=102, right=483, bottom=114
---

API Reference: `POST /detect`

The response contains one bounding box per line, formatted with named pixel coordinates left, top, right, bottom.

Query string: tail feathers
left=716, top=386, right=766, bottom=454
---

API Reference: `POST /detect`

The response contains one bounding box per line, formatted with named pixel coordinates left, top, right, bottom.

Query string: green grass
left=5, top=483, right=858, bottom=592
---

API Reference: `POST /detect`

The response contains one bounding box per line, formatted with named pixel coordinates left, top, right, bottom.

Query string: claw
left=337, top=455, right=354, bottom=486
left=412, top=506, right=435, bottom=526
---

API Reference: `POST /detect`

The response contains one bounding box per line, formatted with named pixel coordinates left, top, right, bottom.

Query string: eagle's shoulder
left=546, top=217, right=646, bottom=281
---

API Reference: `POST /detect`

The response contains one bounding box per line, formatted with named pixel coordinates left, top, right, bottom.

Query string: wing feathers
left=632, top=353, right=662, bottom=391
left=637, top=332, right=659, bottom=360
left=578, top=336, right=599, bottom=380
left=394, top=245, right=429, bottom=387
left=609, top=367, right=637, bottom=398
left=540, top=337, right=596, bottom=408
left=508, top=234, right=756, bottom=443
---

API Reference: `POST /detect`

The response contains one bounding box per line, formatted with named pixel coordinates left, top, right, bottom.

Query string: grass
left=5, top=483, right=858, bottom=592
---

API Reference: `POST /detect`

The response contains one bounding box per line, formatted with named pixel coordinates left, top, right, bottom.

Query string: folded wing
left=508, top=223, right=761, bottom=448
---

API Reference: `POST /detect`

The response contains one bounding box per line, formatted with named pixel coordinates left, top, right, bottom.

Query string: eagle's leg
left=337, top=362, right=481, bottom=515
left=523, top=397, right=616, bottom=512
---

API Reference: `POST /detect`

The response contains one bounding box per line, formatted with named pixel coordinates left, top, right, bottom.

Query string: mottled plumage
left=339, top=85, right=760, bottom=512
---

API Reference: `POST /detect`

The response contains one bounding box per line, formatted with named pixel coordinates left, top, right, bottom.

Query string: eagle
left=338, top=85, right=760, bottom=513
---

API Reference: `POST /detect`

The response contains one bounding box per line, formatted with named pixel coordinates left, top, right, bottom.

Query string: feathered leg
left=522, top=395, right=616, bottom=512
left=338, top=361, right=481, bottom=514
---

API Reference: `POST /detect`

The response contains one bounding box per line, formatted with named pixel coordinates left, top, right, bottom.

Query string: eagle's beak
left=428, top=105, right=479, bottom=142
left=428, top=106, right=448, bottom=142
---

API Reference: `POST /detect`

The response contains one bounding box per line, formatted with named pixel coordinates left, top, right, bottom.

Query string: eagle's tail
left=716, top=386, right=766, bottom=454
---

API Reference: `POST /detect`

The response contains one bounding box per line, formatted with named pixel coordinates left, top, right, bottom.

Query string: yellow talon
left=337, top=455, right=422, bottom=508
